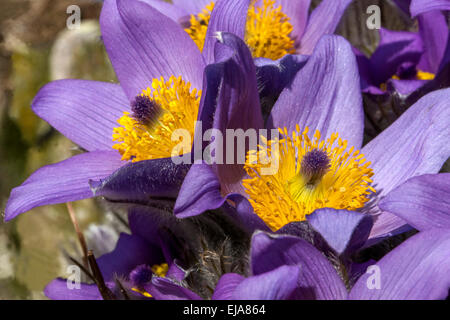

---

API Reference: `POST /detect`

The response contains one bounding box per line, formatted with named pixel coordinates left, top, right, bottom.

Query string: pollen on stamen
left=112, top=76, right=201, bottom=162
left=185, top=0, right=295, bottom=60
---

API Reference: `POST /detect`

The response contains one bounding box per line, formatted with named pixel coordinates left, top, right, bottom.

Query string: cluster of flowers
left=5, top=0, right=450, bottom=300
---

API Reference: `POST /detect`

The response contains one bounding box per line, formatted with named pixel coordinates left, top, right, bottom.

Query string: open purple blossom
left=5, top=0, right=222, bottom=221
left=174, top=32, right=450, bottom=246
left=144, top=0, right=353, bottom=61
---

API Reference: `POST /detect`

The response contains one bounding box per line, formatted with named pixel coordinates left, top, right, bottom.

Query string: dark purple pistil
left=130, top=264, right=153, bottom=288
left=396, top=62, right=417, bottom=80
left=300, top=149, right=331, bottom=185
left=131, top=95, right=161, bottom=125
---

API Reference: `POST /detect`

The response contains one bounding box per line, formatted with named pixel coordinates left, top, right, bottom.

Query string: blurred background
left=0, top=0, right=431, bottom=299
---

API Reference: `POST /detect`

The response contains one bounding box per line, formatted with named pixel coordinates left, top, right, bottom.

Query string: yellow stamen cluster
left=185, top=0, right=295, bottom=60
left=415, top=70, right=435, bottom=80
left=245, top=0, right=295, bottom=60
left=242, top=126, right=376, bottom=231
left=151, top=263, right=169, bottom=277
left=185, top=2, right=215, bottom=52
left=131, top=263, right=169, bottom=298
left=112, top=76, right=200, bottom=162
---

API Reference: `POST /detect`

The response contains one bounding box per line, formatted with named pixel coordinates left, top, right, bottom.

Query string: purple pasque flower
left=45, top=202, right=252, bottom=300
left=4, top=0, right=216, bottom=221
left=148, top=227, right=450, bottom=300
left=44, top=208, right=172, bottom=300
left=145, top=0, right=353, bottom=61
left=174, top=32, right=450, bottom=246
left=355, top=3, right=449, bottom=97
left=151, top=259, right=302, bottom=300
left=43, top=206, right=203, bottom=300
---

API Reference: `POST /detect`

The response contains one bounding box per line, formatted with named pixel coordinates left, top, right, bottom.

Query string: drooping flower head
left=356, top=2, right=449, bottom=97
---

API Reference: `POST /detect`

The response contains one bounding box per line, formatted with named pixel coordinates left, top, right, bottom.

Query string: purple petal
left=128, top=206, right=172, bottom=245
left=389, top=79, right=426, bottom=96
left=128, top=206, right=193, bottom=266
left=232, top=265, right=301, bottom=300
left=149, top=277, right=202, bottom=300
left=230, top=195, right=271, bottom=233
left=32, top=80, right=129, bottom=152
left=276, top=0, right=311, bottom=44
left=174, top=162, right=225, bottom=218
left=202, top=0, right=250, bottom=64
left=404, top=32, right=450, bottom=105
left=210, top=32, right=264, bottom=195
left=172, top=0, right=213, bottom=15
left=349, top=229, right=450, bottom=299
left=268, top=35, right=364, bottom=149
left=44, top=279, right=102, bottom=300
left=166, top=261, right=189, bottom=282
left=349, top=259, right=377, bottom=286
left=299, top=0, right=352, bottom=54
left=439, top=31, right=450, bottom=71
left=5, top=151, right=123, bottom=221
left=370, top=28, right=423, bottom=85
left=363, top=88, right=450, bottom=239
left=174, top=162, right=269, bottom=232
left=97, top=233, right=163, bottom=281
left=254, top=54, right=308, bottom=102
left=100, top=0, right=204, bottom=100
left=183, top=32, right=263, bottom=197
left=393, top=0, right=411, bottom=15
left=141, top=0, right=188, bottom=23
left=379, top=174, right=450, bottom=231
left=307, top=208, right=373, bottom=256
left=410, top=0, right=450, bottom=17
left=417, top=11, right=449, bottom=73
left=90, top=158, right=190, bottom=204
left=212, top=273, right=245, bottom=300
left=362, top=85, right=387, bottom=96
left=354, top=47, right=377, bottom=92
left=251, top=232, right=347, bottom=299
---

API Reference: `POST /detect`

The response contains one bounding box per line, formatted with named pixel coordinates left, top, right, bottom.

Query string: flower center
left=242, top=126, right=376, bottom=231
left=380, top=69, right=435, bottom=91
left=130, top=263, right=168, bottom=298
left=185, top=0, right=295, bottom=60
left=112, top=76, right=200, bottom=162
